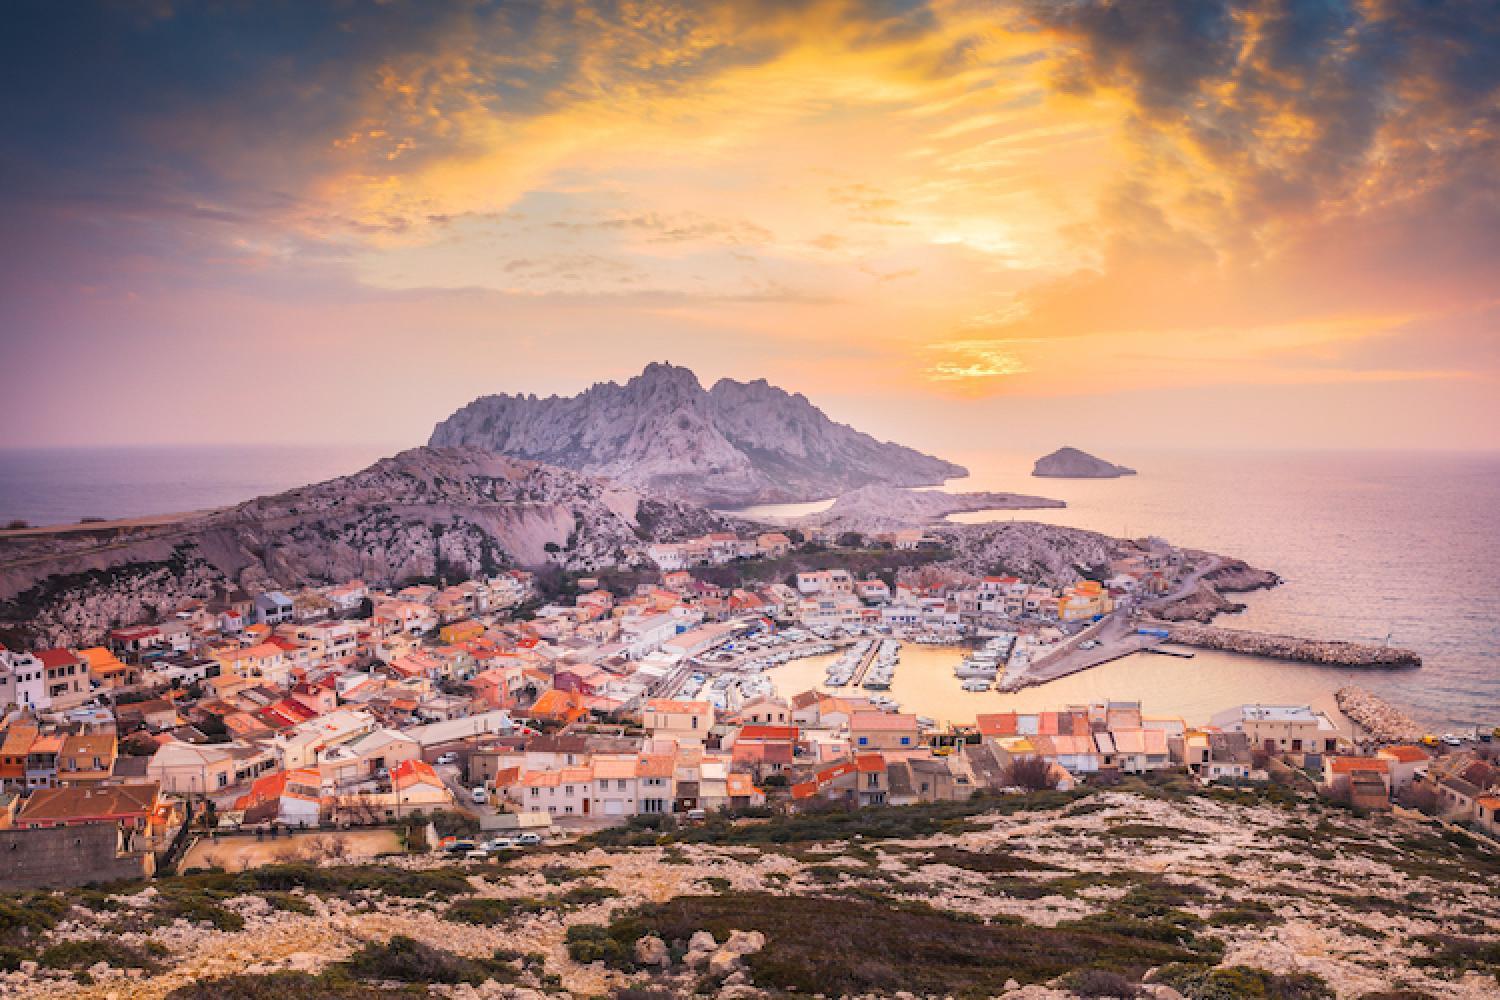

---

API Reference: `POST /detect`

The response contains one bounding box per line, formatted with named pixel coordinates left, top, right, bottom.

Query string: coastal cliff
left=429, top=362, right=966, bottom=506
left=1032, top=447, right=1136, bottom=479
left=0, top=447, right=734, bottom=647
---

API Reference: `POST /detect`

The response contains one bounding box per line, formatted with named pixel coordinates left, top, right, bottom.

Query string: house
left=1210, top=705, right=1341, bottom=755
left=1375, top=745, right=1430, bottom=791
left=57, top=733, right=118, bottom=785
left=1476, top=795, right=1500, bottom=838
left=643, top=699, right=714, bottom=744
left=235, top=768, right=325, bottom=827
left=0, top=723, right=39, bottom=790
left=740, top=696, right=791, bottom=726
left=730, top=725, right=799, bottom=772
left=35, top=649, right=90, bottom=708
left=254, top=591, right=295, bottom=626
left=148, top=740, right=276, bottom=795
left=1323, top=757, right=1391, bottom=808
left=756, top=532, right=792, bottom=558
left=850, top=712, right=919, bottom=752
left=79, top=647, right=138, bottom=688
left=0, top=649, right=50, bottom=711
left=16, top=782, right=176, bottom=848
left=528, top=689, right=590, bottom=726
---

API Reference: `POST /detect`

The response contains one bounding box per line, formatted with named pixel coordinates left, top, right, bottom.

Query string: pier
left=849, top=641, right=881, bottom=686
left=1159, top=623, right=1422, bottom=667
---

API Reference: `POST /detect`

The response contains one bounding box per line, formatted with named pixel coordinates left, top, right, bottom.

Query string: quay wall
left=1159, top=623, right=1422, bottom=667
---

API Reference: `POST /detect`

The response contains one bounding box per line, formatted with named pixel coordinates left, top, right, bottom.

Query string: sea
left=1, top=445, right=1496, bottom=730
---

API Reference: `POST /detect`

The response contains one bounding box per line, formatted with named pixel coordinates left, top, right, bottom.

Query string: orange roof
left=976, top=713, right=1019, bottom=737
left=636, top=755, right=675, bottom=778
left=1378, top=745, right=1430, bottom=763
left=1477, top=795, right=1500, bottom=810
left=392, top=758, right=443, bottom=790
left=738, top=725, right=798, bottom=742
left=1329, top=756, right=1389, bottom=774
left=855, top=753, right=885, bottom=773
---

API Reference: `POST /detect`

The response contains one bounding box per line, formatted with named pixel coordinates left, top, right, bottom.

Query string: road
left=1001, top=556, right=1223, bottom=690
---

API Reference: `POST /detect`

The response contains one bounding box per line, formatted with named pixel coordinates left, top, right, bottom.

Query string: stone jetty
left=1336, top=685, right=1425, bottom=743
left=1159, top=623, right=1422, bottom=667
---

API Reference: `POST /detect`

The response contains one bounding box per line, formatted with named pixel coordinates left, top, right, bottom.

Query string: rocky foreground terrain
left=429, top=362, right=966, bottom=506
left=3, top=778, right=1497, bottom=999
left=0, top=448, right=732, bottom=647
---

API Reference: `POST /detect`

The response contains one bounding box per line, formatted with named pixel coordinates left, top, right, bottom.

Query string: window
left=900, top=737, right=911, bottom=746
left=857, top=737, right=868, bottom=746
left=530, top=787, right=540, bottom=798
left=617, top=779, right=627, bottom=790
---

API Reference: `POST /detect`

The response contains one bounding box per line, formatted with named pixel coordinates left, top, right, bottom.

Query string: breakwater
left=1158, top=623, right=1422, bottom=667
left=1336, top=685, right=1424, bottom=743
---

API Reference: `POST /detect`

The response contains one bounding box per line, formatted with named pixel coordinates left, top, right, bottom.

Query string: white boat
left=961, top=678, right=991, bottom=692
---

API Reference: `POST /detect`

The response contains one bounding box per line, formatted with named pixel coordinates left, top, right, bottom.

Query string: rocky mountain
left=1032, top=446, right=1137, bottom=479
left=428, top=362, right=967, bottom=506
left=0, top=447, right=734, bottom=647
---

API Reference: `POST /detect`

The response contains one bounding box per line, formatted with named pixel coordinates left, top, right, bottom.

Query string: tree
left=1003, top=755, right=1056, bottom=792
left=836, top=532, right=864, bottom=549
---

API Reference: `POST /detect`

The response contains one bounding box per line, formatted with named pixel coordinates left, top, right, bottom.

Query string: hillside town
left=1, top=526, right=1495, bottom=890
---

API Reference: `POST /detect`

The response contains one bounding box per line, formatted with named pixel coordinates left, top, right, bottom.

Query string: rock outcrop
left=1032, top=447, right=1136, bottom=479
left=0, top=447, right=735, bottom=647
left=795, top=484, right=1064, bottom=533
left=428, top=362, right=966, bottom=505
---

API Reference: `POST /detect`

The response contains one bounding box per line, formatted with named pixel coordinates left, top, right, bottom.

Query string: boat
left=961, top=678, right=991, bottom=692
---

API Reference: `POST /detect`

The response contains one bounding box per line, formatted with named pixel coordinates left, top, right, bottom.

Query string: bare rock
left=633, top=935, right=669, bottom=968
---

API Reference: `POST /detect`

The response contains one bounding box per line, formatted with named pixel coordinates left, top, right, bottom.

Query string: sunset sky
left=2, top=0, right=1497, bottom=454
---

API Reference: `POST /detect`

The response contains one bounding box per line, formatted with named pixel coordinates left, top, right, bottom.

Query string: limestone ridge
left=428, top=362, right=968, bottom=505
left=1032, top=447, right=1137, bottom=479
left=0, top=447, right=733, bottom=647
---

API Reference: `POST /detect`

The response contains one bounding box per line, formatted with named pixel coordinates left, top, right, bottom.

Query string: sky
left=1, top=0, right=1497, bottom=456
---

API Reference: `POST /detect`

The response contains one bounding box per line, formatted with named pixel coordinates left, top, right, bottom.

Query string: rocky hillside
left=429, top=362, right=966, bottom=506
left=0, top=447, right=733, bottom=647
left=795, top=484, right=1065, bottom=534
left=5, top=778, right=1499, bottom=999
left=1034, top=447, right=1137, bottom=479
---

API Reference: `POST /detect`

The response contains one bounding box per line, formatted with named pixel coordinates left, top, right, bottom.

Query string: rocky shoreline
left=1157, top=623, right=1422, bottom=667
left=1336, top=685, right=1426, bottom=743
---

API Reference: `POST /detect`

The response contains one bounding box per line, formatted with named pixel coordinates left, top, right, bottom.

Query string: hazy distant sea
left=1, top=444, right=1497, bottom=728
left=0, top=445, right=393, bottom=527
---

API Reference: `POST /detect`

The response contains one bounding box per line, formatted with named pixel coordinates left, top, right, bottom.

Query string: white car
left=435, top=752, right=457, bottom=765
left=482, top=837, right=518, bottom=853
left=516, top=832, right=543, bottom=846
left=470, top=787, right=489, bottom=805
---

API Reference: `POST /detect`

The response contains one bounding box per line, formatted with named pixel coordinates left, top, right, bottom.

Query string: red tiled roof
left=738, top=725, right=798, bottom=742
left=35, top=648, right=77, bottom=668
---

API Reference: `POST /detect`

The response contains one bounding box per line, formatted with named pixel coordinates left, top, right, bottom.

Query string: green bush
left=343, top=935, right=509, bottom=985
left=39, top=938, right=161, bottom=972
left=1151, top=963, right=1334, bottom=1000
left=1063, top=967, right=1140, bottom=997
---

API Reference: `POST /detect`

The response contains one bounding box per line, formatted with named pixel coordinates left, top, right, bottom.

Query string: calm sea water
left=751, top=449, right=1500, bottom=730
left=2, top=445, right=1496, bottom=728
left=0, top=445, right=393, bottom=527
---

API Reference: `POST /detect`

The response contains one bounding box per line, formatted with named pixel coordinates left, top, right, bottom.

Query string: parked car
left=442, top=839, right=478, bottom=854
left=435, top=752, right=458, bottom=765
left=482, top=837, right=518, bottom=853
left=470, top=787, right=489, bottom=805
left=516, top=832, right=543, bottom=846
left=464, top=850, right=489, bottom=862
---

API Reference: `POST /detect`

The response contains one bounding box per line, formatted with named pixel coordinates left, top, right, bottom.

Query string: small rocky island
left=1032, top=446, right=1136, bottom=479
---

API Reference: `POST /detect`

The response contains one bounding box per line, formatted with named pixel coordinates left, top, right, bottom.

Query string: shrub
left=166, top=971, right=394, bottom=999
left=39, top=938, right=161, bottom=972
left=577, top=893, right=1197, bottom=995
left=1063, top=967, right=1140, bottom=997
left=342, top=935, right=508, bottom=985
left=1151, top=963, right=1334, bottom=1000
left=445, top=897, right=553, bottom=925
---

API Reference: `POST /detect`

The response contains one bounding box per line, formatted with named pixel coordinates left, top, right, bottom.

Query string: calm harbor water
left=747, top=449, right=1500, bottom=731
left=766, top=645, right=1373, bottom=736
left=1, top=445, right=1495, bottom=729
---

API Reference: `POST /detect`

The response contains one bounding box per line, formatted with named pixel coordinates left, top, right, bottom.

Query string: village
left=0, top=524, right=1496, bottom=889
